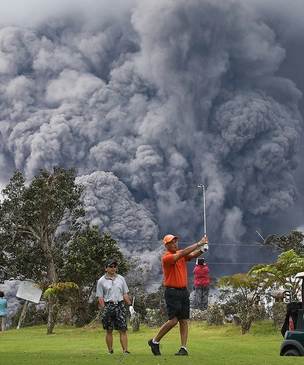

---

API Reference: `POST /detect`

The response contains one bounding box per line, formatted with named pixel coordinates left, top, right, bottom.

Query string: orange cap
left=163, top=234, right=179, bottom=244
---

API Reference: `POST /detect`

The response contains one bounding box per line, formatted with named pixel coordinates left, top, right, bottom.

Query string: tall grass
left=0, top=320, right=296, bottom=364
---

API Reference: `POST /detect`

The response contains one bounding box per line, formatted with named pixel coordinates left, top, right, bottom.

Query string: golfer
left=96, top=259, right=135, bottom=355
left=148, top=234, right=208, bottom=356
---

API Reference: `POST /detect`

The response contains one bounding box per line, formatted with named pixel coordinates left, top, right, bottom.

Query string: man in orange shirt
left=148, top=234, right=208, bottom=356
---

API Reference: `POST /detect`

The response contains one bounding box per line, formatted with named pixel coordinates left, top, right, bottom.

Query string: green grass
left=0, top=321, right=299, bottom=364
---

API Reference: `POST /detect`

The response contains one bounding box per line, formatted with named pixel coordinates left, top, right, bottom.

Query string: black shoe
left=108, top=350, right=114, bottom=354
left=175, top=347, right=188, bottom=356
left=123, top=350, right=130, bottom=354
left=148, top=339, right=161, bottom=356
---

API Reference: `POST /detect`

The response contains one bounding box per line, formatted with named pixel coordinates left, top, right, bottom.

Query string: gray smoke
left=0, top=0, right=303, bottom=277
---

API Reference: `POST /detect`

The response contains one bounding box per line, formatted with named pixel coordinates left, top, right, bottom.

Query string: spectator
left=192, top=258, right=210, bottom=311
left=96, top=259, right=135, bottom=355
left=0, top=291, right=7, bottom=331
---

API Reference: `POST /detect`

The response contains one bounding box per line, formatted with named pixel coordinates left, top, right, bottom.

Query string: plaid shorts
left=101, top=302, right=128, bottom=331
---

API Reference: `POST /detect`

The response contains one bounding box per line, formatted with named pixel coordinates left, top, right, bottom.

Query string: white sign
left=16, top=281, right=43, bottom=304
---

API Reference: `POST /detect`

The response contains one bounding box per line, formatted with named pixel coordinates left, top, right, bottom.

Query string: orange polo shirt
left=162, top=249, right=190, bottom=288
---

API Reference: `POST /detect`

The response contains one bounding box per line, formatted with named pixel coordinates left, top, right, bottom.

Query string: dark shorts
left=165, top=287, right=190, bottom=320
left=101, top=302, right=127, bottom=331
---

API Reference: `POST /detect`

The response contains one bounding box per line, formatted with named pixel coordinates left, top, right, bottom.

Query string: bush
left=144, top=308, right=167, bottom=327
left=11, top=302, right=47, bottom=328
left=206, top=304, right=225, bottom=326
left=272, top=302, right=287, bottom=327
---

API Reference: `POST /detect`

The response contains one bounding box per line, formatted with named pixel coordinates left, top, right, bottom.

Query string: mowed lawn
left=0, top=320, right=296, bottom=365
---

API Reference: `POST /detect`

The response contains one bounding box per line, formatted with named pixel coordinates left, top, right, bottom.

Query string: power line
left=119, top=239, right=262, bottom=247
left=205, top=262, right=268, bottom=265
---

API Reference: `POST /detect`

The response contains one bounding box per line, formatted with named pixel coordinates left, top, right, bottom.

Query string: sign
left=16, top=281, right=43, bottom=304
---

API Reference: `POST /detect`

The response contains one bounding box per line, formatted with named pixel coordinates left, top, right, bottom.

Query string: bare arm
left=98, top=297, right=105, bottom=309
left=123, top=293, right=132, bottom=306
left=188, top=248, right=205, bottom=260
left=174, top=236, right=208, bottom=262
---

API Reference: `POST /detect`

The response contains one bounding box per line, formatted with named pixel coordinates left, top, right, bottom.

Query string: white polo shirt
left=96, top=273, right=129, bottom=302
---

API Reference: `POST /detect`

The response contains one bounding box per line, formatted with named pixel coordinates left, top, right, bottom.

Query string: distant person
left=0, top=291, right=7, bottom=331
left=148, top=234, right=208, bottom=356
left=96, top=259, right=135, bottom=355
left=192, top=258, right=210, bottom=311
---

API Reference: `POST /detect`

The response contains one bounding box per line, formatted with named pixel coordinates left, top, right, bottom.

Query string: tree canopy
left=254, top=230, right=304, bottom=256
left=217, top=273, right=268, bottom=334
left=0, top=166, right=85, bottom=284
left=249, top=250, right=304, bottom=299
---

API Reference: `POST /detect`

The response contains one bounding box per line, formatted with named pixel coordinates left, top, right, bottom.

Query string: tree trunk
left=44, top=238, right=59, bottom=335
left=17, top=300, right=29, bottom=329
left=132, top=313, right=141, bottom=332
left=46, top=297, right=58, bottom=335
left=241, top=318, right=252, bottom=334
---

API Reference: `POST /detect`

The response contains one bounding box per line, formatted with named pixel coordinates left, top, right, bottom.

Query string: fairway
left=0, top=321, right=298, bottom=364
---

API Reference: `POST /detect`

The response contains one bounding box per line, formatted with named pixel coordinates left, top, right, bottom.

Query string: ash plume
left=0, top=0, right=303, bottom=276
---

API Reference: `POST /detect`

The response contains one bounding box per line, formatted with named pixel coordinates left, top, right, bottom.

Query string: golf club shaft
left=203, top=185, right=206, bottom=236
left=198, top=184, right=207, bottom=237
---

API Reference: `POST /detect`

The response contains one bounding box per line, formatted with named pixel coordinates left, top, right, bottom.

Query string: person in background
left=0, top=291, right=7, bottom=331
left=96, top=259, right=135, bottom=355
left=148, top=234, right=208, bottom=356
left=193, top=258, right=210, bottom=311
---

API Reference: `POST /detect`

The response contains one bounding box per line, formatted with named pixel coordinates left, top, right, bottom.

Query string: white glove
left=200, top=244, right=209, bottom=252
left=129, top=305, right=136, bottom=322
left=129, top=305, right=136, bottom=316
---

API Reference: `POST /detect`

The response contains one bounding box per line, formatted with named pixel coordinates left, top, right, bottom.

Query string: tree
left=44, top=282, right=79, bottom=332
left=254, top=230, right=304, bottom=256
left=249, top=250, right=304, bottom=300
left=217, top=273, right=268, bottom=334
left=0, top=166, right=85, bottom=333
left=61, top=225, right=127, bottom=326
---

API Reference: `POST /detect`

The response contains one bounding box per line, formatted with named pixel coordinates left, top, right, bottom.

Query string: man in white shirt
left=96, top=259, right=135, bottom=354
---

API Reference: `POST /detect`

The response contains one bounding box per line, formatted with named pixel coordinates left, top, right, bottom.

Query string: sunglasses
left=108, top=265, right=117, bottom=268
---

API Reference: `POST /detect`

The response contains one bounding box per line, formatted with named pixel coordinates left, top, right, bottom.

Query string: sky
left=1, top=0, right=304, bottom=281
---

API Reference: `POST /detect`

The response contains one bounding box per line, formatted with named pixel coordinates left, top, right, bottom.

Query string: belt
left=166, top=287, right=187, bottom=290
left=104, top=301, right=124, bottom=305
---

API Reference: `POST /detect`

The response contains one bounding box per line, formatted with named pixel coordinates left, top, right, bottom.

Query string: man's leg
left=105, top=329, right=113, bottom=351
left=154, top=316, right=179, bottom=342
left=179, top=319, right=188, bottom=347
left=119, top=330, right=128, bottom=352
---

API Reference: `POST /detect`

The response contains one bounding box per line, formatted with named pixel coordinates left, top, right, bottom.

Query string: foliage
left=144, top=308, right=167, bottom=327
left=44, top=282, right=79, bottom=300
left=0, top=167, right=86, bottom=334
left=0, top=167, right=130, bottom=332
left=217, top=273, right=268, bottom=334
left=206, top=304, right=225, bottom=326
left=249, top=250, right=304, bottom=300
left=142, top=285, right=167, bottom=326
left=124, top=257, right=152, bottom=319
left=272, top=302, right=287, bottom=327
left=0, top=166, right=85, bottom=284
left=254, top=230, right=304, bottom=256
left=44, top=282, right=79, bottom=334
left=61, top=225, right=127, bottom=326
left=62, top=225, right=127, bottom=288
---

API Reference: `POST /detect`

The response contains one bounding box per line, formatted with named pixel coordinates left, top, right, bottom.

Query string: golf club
left=198, top=184, right=208, bottom=251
